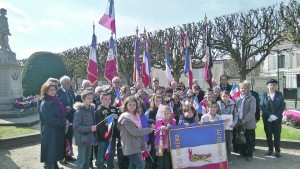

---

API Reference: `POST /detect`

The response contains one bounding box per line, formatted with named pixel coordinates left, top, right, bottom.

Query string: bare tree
left=279, top=0, right=300, bottom=44
left=211, top=5, right=283, bottom=81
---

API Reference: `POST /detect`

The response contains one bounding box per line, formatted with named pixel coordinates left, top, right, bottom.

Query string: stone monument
left=0, top=8, right=23, bottom=111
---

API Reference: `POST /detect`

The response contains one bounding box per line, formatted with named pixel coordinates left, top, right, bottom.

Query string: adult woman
left=260, top=79, right=284, bottom=158
left=235, top=81, right=256, bottom=161
left=40, top=82, right=68, bottom=169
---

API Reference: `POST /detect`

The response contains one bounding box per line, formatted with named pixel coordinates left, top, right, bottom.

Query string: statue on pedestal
left=0, top=8, right=12, bottom=52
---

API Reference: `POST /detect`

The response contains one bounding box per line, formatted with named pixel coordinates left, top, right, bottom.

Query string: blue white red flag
left=115, top=89, right=122, bottom=106
left=87, top=33, right=98, bottom=86
left=105, top=141, right=111, bottom=160
left=104, top=114, right=114, bottom=138
left=193, top=96, right=203, bottom=115
left=183, top=31, right=193, bottom=89
left=104, top=36, right=118, bottom=83
left=204, top=16, right=213, bottom=88
left=133, top=37, right=140, bottom=84
left=169, top=121, right=228, bottom=169
left=99, top=0, right=116, bottom=34
left=142, top=35, right=151, bottom=87
left=164, top=39, right=173, bottom=84
left=230, top=83, right=240, bottom=100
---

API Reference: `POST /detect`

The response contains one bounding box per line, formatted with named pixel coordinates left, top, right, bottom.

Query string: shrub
left=22, top=51, right=68, bottom=96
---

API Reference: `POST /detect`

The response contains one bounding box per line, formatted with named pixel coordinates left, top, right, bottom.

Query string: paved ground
left=0, top=143, right=299, bottom=169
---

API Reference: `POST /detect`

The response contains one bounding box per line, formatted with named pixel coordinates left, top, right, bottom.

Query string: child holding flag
left=154, top=105, right=176, bottom=169
left=73, top=90, right=97, bottom=169
left=217, top=91, right=238, bottom=163
left=118, top=96, right=154, bottom=169
left=95, top=91, right=119, bottom=169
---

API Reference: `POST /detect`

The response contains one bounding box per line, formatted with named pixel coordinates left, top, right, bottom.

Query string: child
left=178, top=105, right=197, bottom=126
left=218, top=91, right=237, bottom=163
left=147, top=94, right=163, bottom=125
left=200, top=100, right=222, bottom=124
left=117, top=96, right=154, bottom=169
left=200, top=88, right=215, bottom=113
left=73, top=90, right=97, bottom=169
left=95, top=91, right=119, bottom=169
left=155, top=105, right=176, bottom=169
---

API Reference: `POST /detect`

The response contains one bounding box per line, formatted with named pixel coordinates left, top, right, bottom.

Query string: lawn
left=256, top=120, right=300, bottom=141
left=0, top=126, right=39, bottom=139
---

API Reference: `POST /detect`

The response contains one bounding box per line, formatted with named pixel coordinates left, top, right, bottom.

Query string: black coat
left=40, top=99, right=66, bottom=163
left=220, top=83, right=232, bottom=93
left=260, top=91, right=285, bottom=120
left=57, top=88, right=75, bottom=122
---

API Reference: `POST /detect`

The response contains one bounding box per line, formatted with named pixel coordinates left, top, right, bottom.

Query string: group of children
left=72, top=83, right=238, bottom=169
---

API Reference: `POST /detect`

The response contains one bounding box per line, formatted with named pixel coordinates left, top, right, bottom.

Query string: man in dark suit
left=57, top=75, right=76, bottom=162
left=260, top=79, right=285, bottom=158
left=219, top=75, right=232, bottom=92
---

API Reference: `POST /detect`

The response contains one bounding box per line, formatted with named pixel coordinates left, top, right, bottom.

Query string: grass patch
left=256, top=120, right=300, bottom=141
left=0, top=126, right=39, bottom=139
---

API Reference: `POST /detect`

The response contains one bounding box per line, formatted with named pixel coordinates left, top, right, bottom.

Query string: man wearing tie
left=57, top=75, right=76, bottom=162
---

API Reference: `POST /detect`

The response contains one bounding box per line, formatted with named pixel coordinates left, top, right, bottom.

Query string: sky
left=0, top=0, right=290, bottom=59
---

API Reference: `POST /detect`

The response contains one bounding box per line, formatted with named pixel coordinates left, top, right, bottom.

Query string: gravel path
left=0, top=143, right=299, bottom=169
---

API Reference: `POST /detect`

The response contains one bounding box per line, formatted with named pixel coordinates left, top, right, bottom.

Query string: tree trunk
left=239, top=70, right=247, bottom=82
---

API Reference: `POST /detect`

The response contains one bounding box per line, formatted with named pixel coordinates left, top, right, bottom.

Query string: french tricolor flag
left=193, top=96, right=203, bottom=115
left=104, top=114, right=114, bottom=138
left=230, top=83, right=240, bottom=100
left=99, top=0, right=116, bottom=34
left=142, top=37, right=151, bottom=87
left=165, top=39, right=173, bottom=84
left=87, top=34, right=98, bottom=86
left=105, top=141, right=112, bottom=160
left=104, top=36, right=118, bottom=83
left=115, top=90, right=122, bottom=106
left=133, top=36, right=140, bottom=84
left=183, top=31, right=193, bottom=89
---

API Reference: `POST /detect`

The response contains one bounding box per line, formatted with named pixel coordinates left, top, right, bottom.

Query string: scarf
left=47, top=95, right=66, bottom=116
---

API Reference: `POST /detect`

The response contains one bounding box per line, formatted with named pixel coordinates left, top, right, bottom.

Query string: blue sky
left=0, top=0, right=289, bottom=59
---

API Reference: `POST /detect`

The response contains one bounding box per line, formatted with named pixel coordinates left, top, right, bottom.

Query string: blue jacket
left=73, top=103, right=97, bottom=146
left=260, top=91, right=285, bottom=120
left=40, top=99, right=66, bottom=163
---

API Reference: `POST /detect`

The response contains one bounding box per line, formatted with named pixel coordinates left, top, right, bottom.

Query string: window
left=278, top=55, right=285, bottom=68
left=297, top=53, right=300, bottom=67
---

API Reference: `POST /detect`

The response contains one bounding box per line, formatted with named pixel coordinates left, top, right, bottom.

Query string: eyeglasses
left=114, top=81, right=120, bottom=84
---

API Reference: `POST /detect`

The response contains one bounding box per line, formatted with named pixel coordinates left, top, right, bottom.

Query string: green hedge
left=22, top=51, right=67, bottom=96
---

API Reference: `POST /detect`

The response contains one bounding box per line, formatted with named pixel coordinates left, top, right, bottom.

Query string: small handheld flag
left=105, top=141, right=111, bottom=160
left=193, top=96, right=203, bottom=115
left=230, top=83, right=240, bottom=100
left=104, top=114, right=115, bottom=138
left=115, top=90, right=122, bottom=106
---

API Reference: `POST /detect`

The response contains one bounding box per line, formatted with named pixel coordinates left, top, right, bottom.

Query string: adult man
left=219, top=75, right=232, bottom=92
left=152, top=77, right=159, bottom=91
left=109, top=76, right=121, bottom=104
left=74, top=80, right=92, bottom=102
left=57, top=75, right=76, bottom=162
left=0, top=8, right=11, bottom=51
left=170, top=80, right=178, bottom=92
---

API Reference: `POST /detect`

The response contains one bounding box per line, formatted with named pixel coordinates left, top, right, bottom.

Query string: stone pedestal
left=0, top=51, right=23, bottom=111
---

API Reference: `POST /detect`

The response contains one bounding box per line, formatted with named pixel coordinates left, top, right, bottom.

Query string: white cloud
left=17, top=47, right=65, bottom=60
left=0, top=1, right=28, bottom=19
left=39, top=19, right=63, bottom=29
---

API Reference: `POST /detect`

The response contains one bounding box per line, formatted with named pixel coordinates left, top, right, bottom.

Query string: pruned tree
left=279, top=0, right=300, bottom=44
left=211, top=5, right=283, bottom=81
